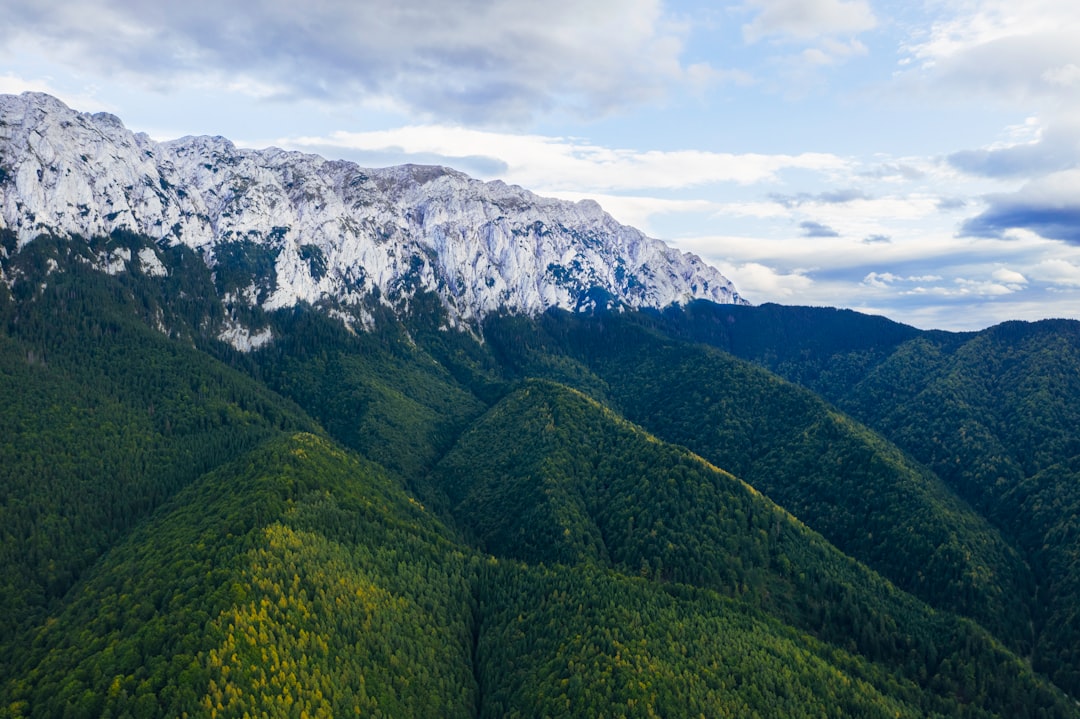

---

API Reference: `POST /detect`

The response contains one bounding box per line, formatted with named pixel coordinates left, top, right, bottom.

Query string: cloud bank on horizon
left=3, top=0, right=1080, bottom=330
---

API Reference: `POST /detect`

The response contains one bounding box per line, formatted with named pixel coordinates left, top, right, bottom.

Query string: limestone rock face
left=0, top=92, right=745, bottom=324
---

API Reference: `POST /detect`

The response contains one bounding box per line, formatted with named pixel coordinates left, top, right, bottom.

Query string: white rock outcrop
left=0, top=92, right=745, bottom=323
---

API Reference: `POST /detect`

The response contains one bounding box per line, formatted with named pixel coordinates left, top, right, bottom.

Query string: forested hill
left=3, top=228, right=1080, bottom=717
left=628, top=299, right=1080, bottom=695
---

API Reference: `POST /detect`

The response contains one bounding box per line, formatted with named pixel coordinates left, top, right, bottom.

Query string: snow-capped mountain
left=0, top=92, right=744, bottom=331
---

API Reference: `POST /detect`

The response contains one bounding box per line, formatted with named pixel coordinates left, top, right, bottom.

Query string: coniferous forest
left=3, top=228, right=1080, bottom=717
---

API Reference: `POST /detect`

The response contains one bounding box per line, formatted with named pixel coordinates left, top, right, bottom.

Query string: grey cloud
left=860, top=163, right=925, bottom=181
left=937, top=197, right=967, bottom=211
left=948, top=146, right=1069, bottom=178
left=862, top=234, right=891, bottom=244
left=821, top=189, right=863, bottom=203
left=800, top=220, right=840, bottom=237
left=960, top=172, right=1080, bottom=243
left=962, top=205, right=1080, bottom=244
left=948, top=122, right=1080, bottom=179
left=2, top=0, right=690, bottom=124
left=770, top=188, right=868, bottom=207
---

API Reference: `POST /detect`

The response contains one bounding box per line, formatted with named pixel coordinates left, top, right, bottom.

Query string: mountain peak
left=0, top=92, right=745, bottom=331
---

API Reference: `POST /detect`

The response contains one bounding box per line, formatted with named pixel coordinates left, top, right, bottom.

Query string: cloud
left=866, top=275, right=1022, bottom=298
left=937, top=197, right=968, bottom=211
left=953, top=278, right=1024, bottom=296
left=862, top=272, right=943, bottom=288
left=0, top=0, right=702, bottom=124
left=736, top=0, right=876, bottom=84
left=799, top=220, right=840, bottom=237
left=742, top=0, right=876, bottom=42
left=961, top=170, right=1080, bottom=243
left=797, top=37, right=869, bottom=69
left=948, top=118, right=1080, bottom=178
left=1029, top=258, right=1080, bottom=286
left=898, top=297, right=1080, bottom=332
left=677, top=225, right=1080, bottom=330
left=0, top=72, right=111, bottom=112
left=991, top=267, right=1028, bottom=285
left=862, top=234, right=891, bottom=244
left=962, top=206, right=1080, bottom=243
left=540, top=193, right=723, bottom=235
left=1043, top=63, right=1080, bottom=88
left=902, top=4, right=1080, bottom=249
left=770, top=188, right=868, bottom=207
left=860, top=163, right=926, bottom=181
left=282, top=125, right=850, bottom=192
left=902, top=0, right=1080, bottom=103
left=712, top=261, right=814, bottom=300
left=862, top=272, right=899, bottom=288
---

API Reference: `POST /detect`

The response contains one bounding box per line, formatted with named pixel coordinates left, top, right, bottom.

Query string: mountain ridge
left=0, top=91, right=743, bottom=337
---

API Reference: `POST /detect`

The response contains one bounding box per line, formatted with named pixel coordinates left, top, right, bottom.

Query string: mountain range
left=2, top=92, right=1080, bottom=717
left=0, top=92, right=740, bottom=342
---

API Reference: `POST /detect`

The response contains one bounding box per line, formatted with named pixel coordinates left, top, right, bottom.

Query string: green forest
left=3, top=229, right=1080, bottom=717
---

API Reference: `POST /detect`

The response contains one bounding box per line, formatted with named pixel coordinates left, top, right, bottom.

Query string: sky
left=3, top=0, right=1080, bottom=330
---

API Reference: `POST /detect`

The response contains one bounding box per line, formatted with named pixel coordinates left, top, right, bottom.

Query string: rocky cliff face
left=0, top=92, right=744, bottom=327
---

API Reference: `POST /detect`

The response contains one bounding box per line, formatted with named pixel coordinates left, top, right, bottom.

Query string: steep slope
left=432, top=379, right=1072, bottom=717
left=479, top=312, right=1037, bottom=654
left=0, top=92, right=742, bottom=328
left=476, top=562, right=926, bottom=719
left=831, top=320, right=1080, bottom=695
left=1006, top=456, right=1080, bottom=693
left=2, top=432, right=480, bottom=718
left=0, top=232, right=314, bottom=676
left=640, top=302, right=1080, bottom=698
left=250, top=303, right=490, bottom=484
left=7, top=407, right=1073, bottom=718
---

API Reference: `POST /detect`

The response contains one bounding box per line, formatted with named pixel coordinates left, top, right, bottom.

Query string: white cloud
left=282, top=126, right=851, bottom=192
left=991, top=267, right=1028, bottom=285
left=892, top=299, right=1080, bottom=331
left=913, top=3, right=1080, bottom=250
left=0, top=72, right=111, bottom=112
left=712, top=260, right=815, bottom=300
left=870, top=271, right=1029, bottom=299
left=862, top=271, right=899, bottom=288
left=541, top=193, right=723, bottom=234
left=954, top=278, right=1024, bottom=295
left=739, top=0, right=875, bottom=85
left=801, top=38, right=869, bottom=67
left=742, top=0, right=876, bottom=42
left=1029, top=258, right=1080, bottom=285
left=1042, top=63, right=1080, bottom=88
left=902, top=0, right=1080, bottom=102
left=862, top=272, right=944, bottom=288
